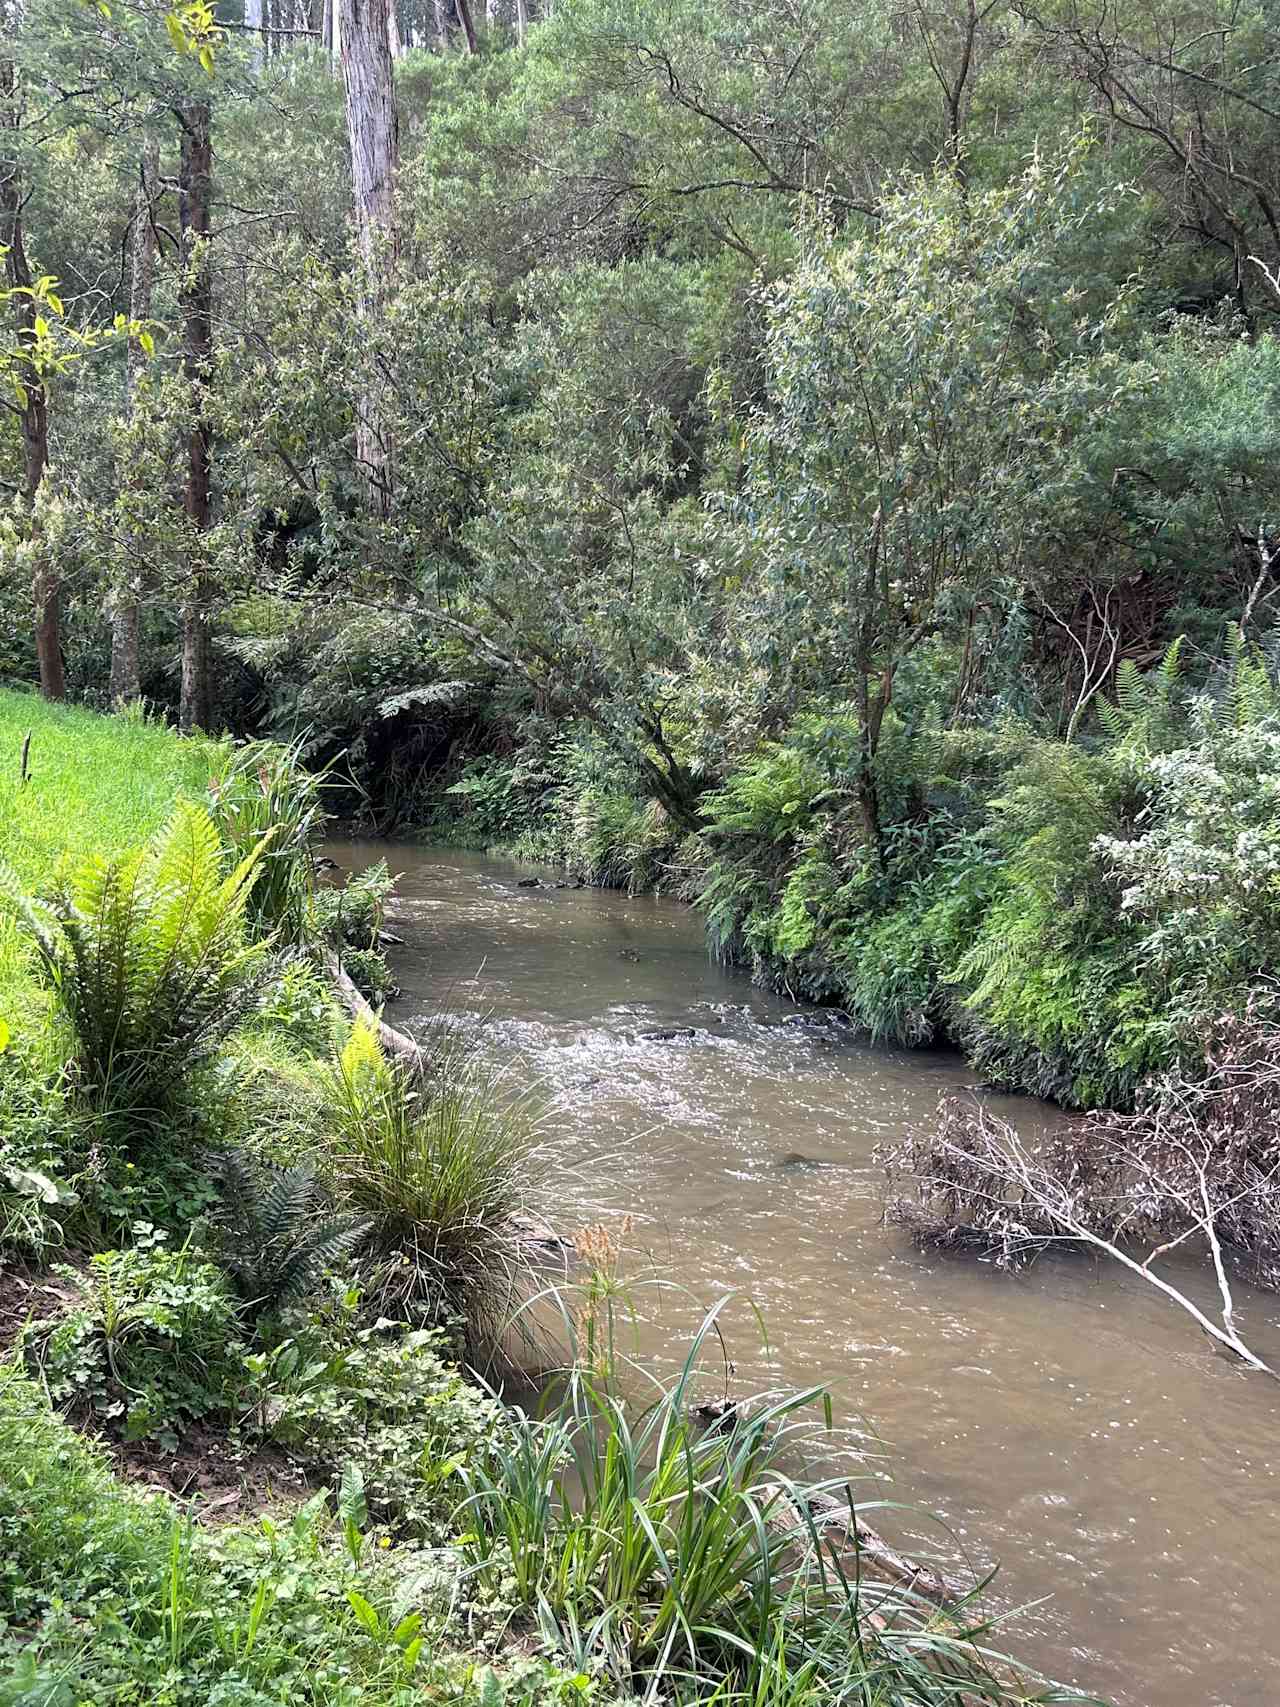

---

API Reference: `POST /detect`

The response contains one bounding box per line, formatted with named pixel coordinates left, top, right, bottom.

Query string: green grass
left=0, top=690, right=220, bottom=1030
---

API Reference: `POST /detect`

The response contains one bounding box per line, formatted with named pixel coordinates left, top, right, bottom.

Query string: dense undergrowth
left=0, top=691, right=1091, bottom=1707
left=414, top=631, right=1280, bottom=1110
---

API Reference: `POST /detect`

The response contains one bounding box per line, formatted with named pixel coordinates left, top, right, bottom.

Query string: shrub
left=247, top=1304, right=511, bottom=1541
left=0, top=801, right=272, bottom=1125
left=314, top=858, right=395, bottom=951
left=23, top=1233, right=246, bottom=1447
left=317, top=1017, right=540, bottom=1343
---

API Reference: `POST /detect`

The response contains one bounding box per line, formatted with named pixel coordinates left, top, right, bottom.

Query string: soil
left=106, top=1424, right=317, bottom=1524
left=0, top=1258, right=84, bottom=1353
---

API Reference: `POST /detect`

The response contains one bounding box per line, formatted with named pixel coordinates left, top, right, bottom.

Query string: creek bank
left=357, top=839, right=1280, bottom=1707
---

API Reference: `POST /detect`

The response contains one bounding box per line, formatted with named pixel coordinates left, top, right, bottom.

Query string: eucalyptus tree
left=725, top=145, right=1149, bottom=856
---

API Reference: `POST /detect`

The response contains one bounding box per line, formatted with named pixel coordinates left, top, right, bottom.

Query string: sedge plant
left=207, top=736, right=330, bottom=947
left=459, top=1305, right=1099, bottom=1707
left=317, top=1014, right=542, bottom=1346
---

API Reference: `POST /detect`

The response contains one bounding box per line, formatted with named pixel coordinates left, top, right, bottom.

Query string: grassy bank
left=0, top=691, right=219, bottom=1021
left=0, top=695, right=1100, bottom=1707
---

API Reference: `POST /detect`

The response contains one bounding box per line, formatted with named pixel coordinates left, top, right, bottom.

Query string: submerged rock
left=775, top=1151, right=843, bottom=1172
left=516, top=877, right=542, bottom=888
left=637, top=1026, right=700, bottom=1042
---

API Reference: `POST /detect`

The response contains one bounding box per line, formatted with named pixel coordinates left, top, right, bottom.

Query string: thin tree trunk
left=1, top=42, right=60, bottom=701
left=244, top=0, right=265, bottom=64
left=386, top=0, right=400, bottom=57
left=433, top=0, right=449, bottom=48
left=484, top=0, right=496, bottom=30
left=110, top=143, right=160, bottom=708
left=177, top=101, right=213, bottom=734
left=338, top=0, right=398, bottom=512
left=455, top=0, right=477, bottom=53
left=515, top=0, right=526, bottom=45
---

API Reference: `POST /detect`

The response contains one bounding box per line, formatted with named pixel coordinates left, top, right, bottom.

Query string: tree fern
left=0, top=801, right=272, bottom=1124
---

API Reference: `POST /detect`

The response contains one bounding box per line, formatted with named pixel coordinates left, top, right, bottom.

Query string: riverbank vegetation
left=0, top=690, right=1092, bottom=1705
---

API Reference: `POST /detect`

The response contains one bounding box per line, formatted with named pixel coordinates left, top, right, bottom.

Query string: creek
left=337, top=840, right=1280, bottom=1707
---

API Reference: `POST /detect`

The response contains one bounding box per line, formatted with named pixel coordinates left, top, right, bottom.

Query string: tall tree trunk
left=177, top=101, right=213, bottom=734
left=338, top=0, right=398, bottom=511
left=1, top=47, right=60, bottom=701
left=515, top=0, right=527, bottom=47
left=244, top=0, right=265, bottom=64
left=455, top=0, right=477, bottom=53
left=109, top=143, right=159, bottom=708
left=433, top=0, right=449, bottom=49
left=386, top=0, right=400, bottom=57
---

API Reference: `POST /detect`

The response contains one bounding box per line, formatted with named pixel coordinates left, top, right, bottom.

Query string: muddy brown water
left=336, top=841, right=1280, bottom=1707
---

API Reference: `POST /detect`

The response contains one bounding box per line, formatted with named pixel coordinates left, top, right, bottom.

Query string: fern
left=377, top=682, right=474, bottom=719
left=1219, top=623, right=1279, bottom=729
left=209, top=1150, right=369, bottom=1313
left=1096, top=635, right=1185, bottom=750
left=0, top=801, right=272, bottom=1124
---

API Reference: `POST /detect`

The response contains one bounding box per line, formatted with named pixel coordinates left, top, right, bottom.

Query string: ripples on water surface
left=336, top=842, right=1280, bottom=1707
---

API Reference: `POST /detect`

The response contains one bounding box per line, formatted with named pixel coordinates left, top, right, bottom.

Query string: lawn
left=0, top=689, right=220, bottom=1026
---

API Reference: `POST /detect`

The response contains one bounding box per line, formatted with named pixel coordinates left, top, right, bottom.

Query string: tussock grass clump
left=318, top=1014, right=541, bottom=1343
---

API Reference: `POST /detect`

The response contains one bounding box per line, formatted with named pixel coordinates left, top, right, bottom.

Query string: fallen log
left=323, top=948, right=425, bottom=1068
left=758, top=1479, right=966, bottom=1608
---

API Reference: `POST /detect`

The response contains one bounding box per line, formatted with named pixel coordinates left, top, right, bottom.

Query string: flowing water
left=337, top=841, right=1280, bottom=1707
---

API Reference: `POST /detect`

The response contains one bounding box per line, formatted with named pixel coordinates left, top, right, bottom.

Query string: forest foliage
left=4, top=0, right=1280, bottom=1101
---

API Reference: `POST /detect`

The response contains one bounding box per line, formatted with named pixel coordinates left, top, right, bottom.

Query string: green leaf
left=344, top=1589, right=380, bottom=1636
left=165, top=11, right=189, bottom=52
left=0, top=1018, right=8, bottom=1053
left=338, top=1460, right=367, bottom=1528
